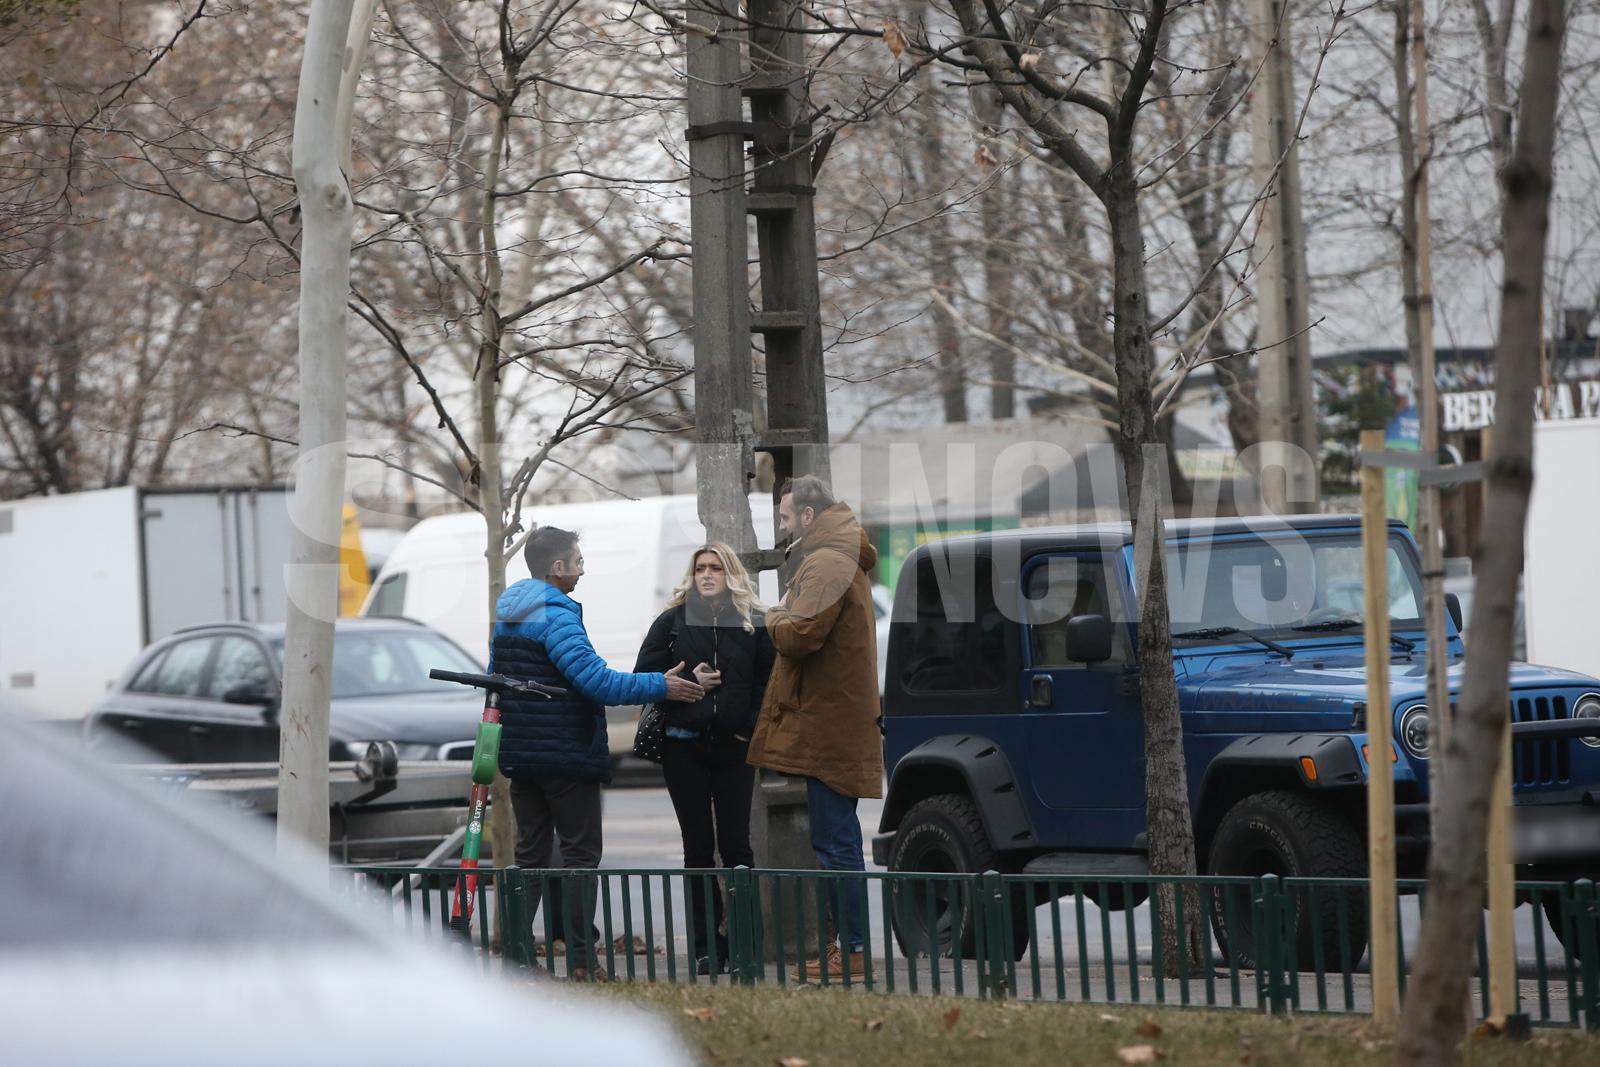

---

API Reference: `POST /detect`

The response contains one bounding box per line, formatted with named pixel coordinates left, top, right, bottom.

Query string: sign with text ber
left=1441, top=380, right=1600, bottom=432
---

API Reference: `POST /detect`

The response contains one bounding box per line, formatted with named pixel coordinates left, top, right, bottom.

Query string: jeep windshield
left=1164, top=532, right=1426, bottom=644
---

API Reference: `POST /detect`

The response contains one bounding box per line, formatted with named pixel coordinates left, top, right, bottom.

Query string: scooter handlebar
left=428, top=668, right=566, bottom=699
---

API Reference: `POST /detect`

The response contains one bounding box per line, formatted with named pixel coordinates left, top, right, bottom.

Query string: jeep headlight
left=1574, top=694, right=1600, bottom=749
left=1399, top=704, right=1430, bottom=761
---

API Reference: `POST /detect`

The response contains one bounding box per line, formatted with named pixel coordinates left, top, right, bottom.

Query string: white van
left=362, top=494, right=779, bottom=757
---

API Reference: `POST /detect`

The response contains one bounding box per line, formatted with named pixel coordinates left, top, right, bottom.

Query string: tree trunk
left=473, top=96, right=519, bottom=874
left=980, top=157, right=1016, bottom=419
left=1392, top=0, right=1424, bottom=377
left=1394, top=0, right=1566, bottom=1058
left=277, top=0, right=360, bottom=854
left=1106, top=181, right=1202, bottom=972
left=915, top=78, right=968, bottom=423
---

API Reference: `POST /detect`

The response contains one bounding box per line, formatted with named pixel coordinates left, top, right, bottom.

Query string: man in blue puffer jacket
left=491, top=525, right=704, bottom=980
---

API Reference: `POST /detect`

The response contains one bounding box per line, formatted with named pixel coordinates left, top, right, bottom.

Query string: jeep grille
left=1512, top=694, right=1571, bottom=786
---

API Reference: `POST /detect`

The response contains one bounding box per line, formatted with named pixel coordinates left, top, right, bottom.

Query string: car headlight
left=345, top=740, right=437, bottom=760
left=1575, top=694, right=1600, bottom=749
left=1399, top=704, right=1430, bottom=761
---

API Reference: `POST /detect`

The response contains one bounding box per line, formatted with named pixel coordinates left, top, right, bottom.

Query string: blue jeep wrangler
left=874, top=515, right=1600, bottom=964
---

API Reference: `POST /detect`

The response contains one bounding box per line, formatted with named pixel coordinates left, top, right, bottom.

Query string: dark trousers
left=509, top=777, right=602, bottom=968
left=806, top=777, right=866, bottom=951
left=661, top=734, right=754, bottom=958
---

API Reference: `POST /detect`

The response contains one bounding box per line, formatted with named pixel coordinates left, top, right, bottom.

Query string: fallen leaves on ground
left=683, top=1007, right=715, bottom=1022
left=1135, top=1020, right=1164, bottom=1039
left=941, top=1006, right=961, bottom=1031
left=1116, top=1046, right=1164, bottom=1064
left=864, top=1018, right=885, bottom=1032
left=776, top=1058, right=810, bottom=1067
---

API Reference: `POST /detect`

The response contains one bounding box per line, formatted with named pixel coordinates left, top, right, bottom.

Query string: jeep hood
left=1177, top=649, right=1597, bottom=713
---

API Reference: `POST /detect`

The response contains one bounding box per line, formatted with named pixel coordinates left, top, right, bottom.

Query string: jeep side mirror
left=1066, top=614, right=1113, bottom=663
left=1445, top=593, right=1464, bottom=633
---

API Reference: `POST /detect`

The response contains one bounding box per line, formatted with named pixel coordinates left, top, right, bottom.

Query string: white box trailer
left=1526, top=417, right=1600, bottom=679
left=0, top=486, right=292, bottom=720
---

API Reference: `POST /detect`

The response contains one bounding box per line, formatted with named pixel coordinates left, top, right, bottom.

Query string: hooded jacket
left=490, top=578, right=667, bottom=782
left=746, top=502, right=886, bottom=798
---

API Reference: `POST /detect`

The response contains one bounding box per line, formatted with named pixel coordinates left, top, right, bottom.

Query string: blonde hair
left=667, top=542, right=764, bottom=633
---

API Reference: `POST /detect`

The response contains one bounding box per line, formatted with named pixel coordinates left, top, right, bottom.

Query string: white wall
left=1526, top=418, right=1600, bottom=678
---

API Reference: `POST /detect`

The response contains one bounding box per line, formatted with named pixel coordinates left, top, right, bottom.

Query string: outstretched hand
left=663, top=661, right=706, bottom=702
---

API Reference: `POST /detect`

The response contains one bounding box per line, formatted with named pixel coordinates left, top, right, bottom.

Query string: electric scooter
left=427, top=668, right=566, bottom=933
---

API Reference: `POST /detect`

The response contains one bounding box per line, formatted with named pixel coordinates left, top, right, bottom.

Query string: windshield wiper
left=1292, top=618, right=1416, bottom=652
left=1172, top=626, right=1295, bottom=660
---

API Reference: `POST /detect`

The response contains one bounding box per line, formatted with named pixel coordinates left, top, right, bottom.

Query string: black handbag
left=632, top=608, right=680, bottom=764
left=632, top=702, right=667, bottom=764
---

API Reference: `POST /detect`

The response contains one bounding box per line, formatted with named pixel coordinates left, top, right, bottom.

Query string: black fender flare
left=879, top=735, right=1037, bottom=854
left=1193, top=733, right=1365, bottom=848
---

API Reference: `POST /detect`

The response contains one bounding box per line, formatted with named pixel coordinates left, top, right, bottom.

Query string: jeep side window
left=900, top=554, right=1007, bottom=694
left=1024, top=556, right=1130, bottom=667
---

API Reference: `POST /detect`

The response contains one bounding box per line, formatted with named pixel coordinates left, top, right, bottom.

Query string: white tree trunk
left=277, top=0, right=361, bottom=855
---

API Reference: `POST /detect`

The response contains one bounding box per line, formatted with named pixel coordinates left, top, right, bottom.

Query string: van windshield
left=1164, top=533, right=1425, bottom=641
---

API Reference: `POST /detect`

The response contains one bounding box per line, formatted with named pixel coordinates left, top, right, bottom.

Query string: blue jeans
left=805, top=778, right=865, bottom=951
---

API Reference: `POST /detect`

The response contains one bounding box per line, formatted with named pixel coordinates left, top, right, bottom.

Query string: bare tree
left=1395, top=0, right=1568, bottom=1057
left=276, top=0, right=365, bottom=852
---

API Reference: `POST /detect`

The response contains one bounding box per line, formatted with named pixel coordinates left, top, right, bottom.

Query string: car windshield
left=270, top=630, right=482, bottom=699
left=1164, top=532, right=1425, bottom=641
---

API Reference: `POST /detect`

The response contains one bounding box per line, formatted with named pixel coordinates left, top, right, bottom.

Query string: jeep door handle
left=1028, top=674, right=1053, bottom=708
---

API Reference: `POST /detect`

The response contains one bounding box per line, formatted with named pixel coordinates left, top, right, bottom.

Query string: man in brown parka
left=747, top=475, right=884, bottom=979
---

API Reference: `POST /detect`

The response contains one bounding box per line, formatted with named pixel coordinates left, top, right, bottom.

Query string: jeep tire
left=1207, top=790, right=1369, bottom=971
left=887, top=793, right=1031, bottom=961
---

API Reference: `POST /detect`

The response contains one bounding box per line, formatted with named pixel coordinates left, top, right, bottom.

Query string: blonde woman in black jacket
left=634, top=542, right=775, bottom=974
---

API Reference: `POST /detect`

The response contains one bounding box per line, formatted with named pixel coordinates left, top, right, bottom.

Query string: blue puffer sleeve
left=544, top=603, right=668, bottom=706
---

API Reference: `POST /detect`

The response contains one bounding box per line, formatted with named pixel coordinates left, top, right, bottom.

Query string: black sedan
left=84, top=619, right=486, bottom=764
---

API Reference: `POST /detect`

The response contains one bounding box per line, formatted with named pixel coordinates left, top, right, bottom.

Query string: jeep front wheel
left=887, top=793, right=1030, bottom=961
left=1206, top=790, right=1369, bottom=971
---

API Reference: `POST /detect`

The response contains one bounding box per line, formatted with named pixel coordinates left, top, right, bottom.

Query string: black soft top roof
left=913, top=513, right=1404, bottom=561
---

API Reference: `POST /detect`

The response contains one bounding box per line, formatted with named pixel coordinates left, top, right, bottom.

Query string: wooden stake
left=1362, top=427, right=1401, bottom=1026
left=1487, top=716, right=1517, bottom=1021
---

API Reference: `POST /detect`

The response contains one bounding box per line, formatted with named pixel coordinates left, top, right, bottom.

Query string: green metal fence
left=339, top=865, right=1600, bottom=1028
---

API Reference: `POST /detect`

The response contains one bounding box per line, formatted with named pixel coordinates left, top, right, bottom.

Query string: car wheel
left=887, top=793, right=1031, bottom=961
left=1207, top=790, right=1368, bottom=971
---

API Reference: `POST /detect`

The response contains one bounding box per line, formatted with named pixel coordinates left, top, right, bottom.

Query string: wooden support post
left=746, top=0, right=831, bottom=491
left=1361, top=427, right=1401, bottom=1026
left=1487, top=717, right=1517, bottom=1022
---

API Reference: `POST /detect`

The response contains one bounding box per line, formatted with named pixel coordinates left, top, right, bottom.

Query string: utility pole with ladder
left=685, top=0, right=834, bottom=905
